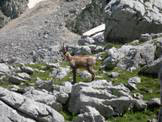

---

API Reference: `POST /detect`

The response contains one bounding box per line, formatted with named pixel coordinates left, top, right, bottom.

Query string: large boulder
left=68, top=80, right=141, bottom=118
left=103, top=41, right=156, bottom=71
left=0, top=87, right=64, bottom=122
left=104, top=0, right=162, bottom=42
left=0, top=100, right=35, bottom=122
left=24, top=88, right=62, bottom=111
left=73, top=106, right=105, bottom=122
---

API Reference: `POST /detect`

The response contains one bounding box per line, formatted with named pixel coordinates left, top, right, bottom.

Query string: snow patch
left=28, top=0, right=46, bottom=9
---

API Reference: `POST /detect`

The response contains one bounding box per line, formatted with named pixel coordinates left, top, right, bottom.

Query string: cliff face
left=0, top=0, right=28, bottom=28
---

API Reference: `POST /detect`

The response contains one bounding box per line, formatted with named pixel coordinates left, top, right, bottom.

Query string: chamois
left=61, top=44, right=96, bottom=84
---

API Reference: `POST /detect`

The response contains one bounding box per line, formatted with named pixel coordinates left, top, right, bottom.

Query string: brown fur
left=64, top=51, right=96, bottom=83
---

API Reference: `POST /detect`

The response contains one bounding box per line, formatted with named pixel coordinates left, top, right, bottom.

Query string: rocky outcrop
left=104, top=0, right=162, bottom=42
left=66, top=0, right=104, bottom=34
left=73, top=106, right=105, bottom=122
left=103, top=41, right=156, bottom=71
left=0, top=100, right=36, bottom=122
left=68, top=80, right=146, bottom=118
left=0, top=87, right=64, bottom=122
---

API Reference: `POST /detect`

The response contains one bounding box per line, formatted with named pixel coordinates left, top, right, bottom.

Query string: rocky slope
left=0, top=0, right=91, bottom=63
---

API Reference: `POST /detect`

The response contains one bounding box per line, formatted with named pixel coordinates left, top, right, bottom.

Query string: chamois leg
left=72, top=68, right=77, bottom=84
left=87, top=66, right=95, bottom=81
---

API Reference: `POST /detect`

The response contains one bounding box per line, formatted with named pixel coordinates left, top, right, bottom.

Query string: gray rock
left=8, top=75, right=27, bottom=85
left=78, top=36, right=95, bottom=45
left=0, top=87, right=64, bottom=122
left=73, top=106, right=105, bottom=122
left=53, top=82, right=72, bottom=104
left=20, top=65, right=34, bottom=75
left=133, top=93, right=144, bottom=100
left=127, top=77, right=141, bottom=90
left=35, top=78, right=53, bottom=91
left=133, top=99, right=147, bottom=111
left=104, top=42, right=156, bottom=71
left=68, top=80, right=135, bottom=118
left=91, top=32, right=104, bottom=44
left=51, top=67, right=70, bottom=79
left=105, top=0, right=162, bottom=42
left=103, top=47, right=120, bottom=70
left=0, top=101, right=35, bottom=122
left=24, top=88, right=62, bottom=111
left=79, top=70, right=92, bottom=79
left=147, top=98, right=160, bottom=109
left=108, top=72, right=119, bottom=78
left=46, top=63, right=60, bottom=69
left=17, top=73, right=31, bottom=80
left=0, top=63, right=10, bottom=74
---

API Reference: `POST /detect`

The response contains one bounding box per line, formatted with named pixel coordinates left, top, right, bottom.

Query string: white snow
left=28, top=0, right=46, bottom=9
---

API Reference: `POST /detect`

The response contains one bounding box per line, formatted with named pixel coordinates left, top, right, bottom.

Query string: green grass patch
left=26, top=63, right=53, bottom=84
left=104, top=42, right=122, bottom=49
left=135, top=76, right=160, bottom=100
left=108, top=108, right=159, bottom=122
left=110, top=67, right=139, bottom=84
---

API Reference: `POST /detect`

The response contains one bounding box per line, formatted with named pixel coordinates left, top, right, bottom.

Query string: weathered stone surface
left=24, top=88, right=62, bottom=111
left=20, top=65, right=34, bottom=75
left=79, top=70, right=92, bottom=79
left=108, top=72, right=119, bottom=78
left=104, top=42, right=156, bottom=71
left=132, top=99, right=147, bottom=111
left=126, top=77, right=141, bottom=90
left=8, top=75, right=27, bottom=85
left=147, top=98, right=160, bottom=109
left=78, top=36, right=95, bottom=45
left=51, top=67, right=70, bottom=79
left=53, top=82, right=72, bottom=104
left=0, top=87, right=64, bottom=122
left=35, top=78, right=53, bottom=91
left=0, top=101, right=35, bottom=122
left=68, top=80, right=137, bottom=118
left=17, top=73, right=31, bottom=80
left=73, top=106, right=105, bottom=122
left=104, top=0, right=162, bottom=42
left=0, top=63, right=10, bottom=74
left=68, top=45, right=92, bottom=55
